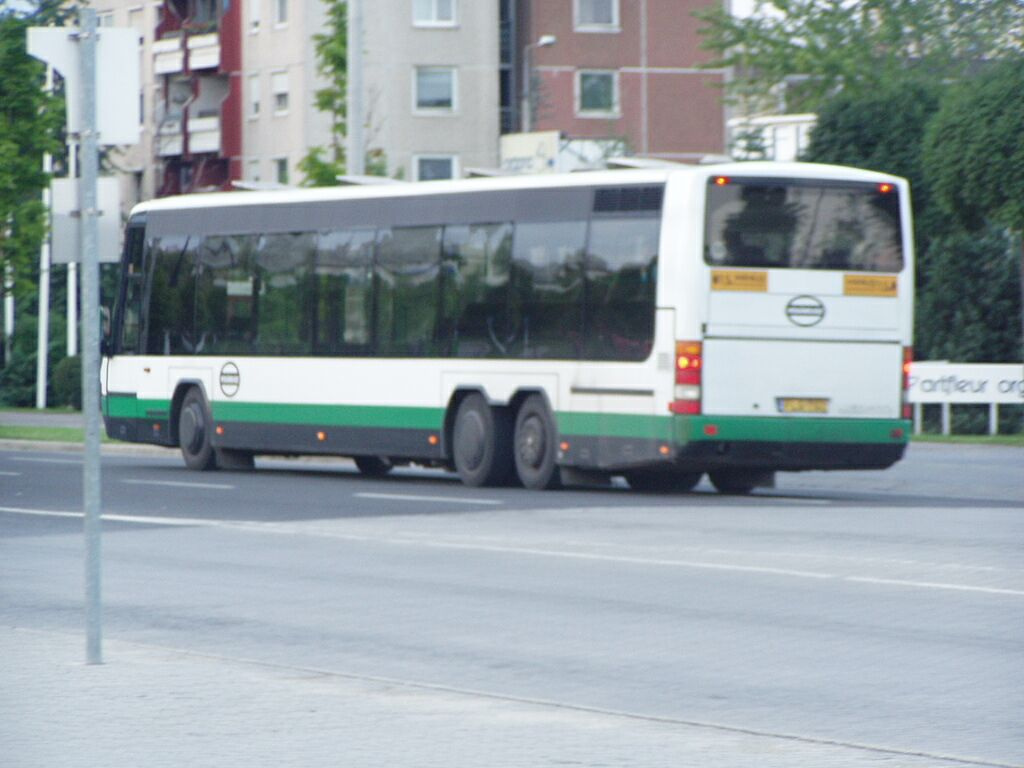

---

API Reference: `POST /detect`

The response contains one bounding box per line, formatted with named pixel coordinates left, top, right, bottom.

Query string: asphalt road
left=2, top=442, right=1022, bottom=766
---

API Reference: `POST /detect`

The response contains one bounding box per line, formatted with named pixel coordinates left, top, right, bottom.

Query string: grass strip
left=911, top=433, right=1024, bottom=446
left=0, top=426, right=112, bottom=443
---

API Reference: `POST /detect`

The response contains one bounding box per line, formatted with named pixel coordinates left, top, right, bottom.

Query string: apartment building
left=95, top=0, right=724, bottom=208
left=515, top=0, right=726, bottom=162
left=359, top=0, right=502, bottom=180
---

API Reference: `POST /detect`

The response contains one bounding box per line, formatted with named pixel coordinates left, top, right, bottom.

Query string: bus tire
left=513, top=394, right=561, bottom=490
left=179, top=388, right=217, bottom=471
left=354, top=456, right=393, bottom=477
left=625, top=470, right=702, bottom=493
left=708, top=470, right=757, bottom=495
left=452, top=394, right=513, bottom=487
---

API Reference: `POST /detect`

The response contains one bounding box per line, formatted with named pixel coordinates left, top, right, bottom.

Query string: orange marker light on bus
left=215, top=425, right=224, bottom=436
left=878, top=183, right=894, bottom=194
left=714, top=176, right=730, bottom=186
left=316, top=431, right=327, bottom=442
left=428, top=434, right=439, bottom=446
left=559, top=441, right=570, bottom=452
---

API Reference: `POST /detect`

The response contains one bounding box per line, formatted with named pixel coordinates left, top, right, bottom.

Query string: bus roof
left=130, top=162, right=905, bottom=218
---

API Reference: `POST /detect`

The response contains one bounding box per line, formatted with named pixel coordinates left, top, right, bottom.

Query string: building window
left=272, top=71, right=289, bottom=114
left=415, top=67, right=456, bottom=112
left=575, top=0, right=619, bottom=31
left=98, top=12, right=115, bottom=27
left=415, top=155, right=457, bottom=181
left=248, top=74, right=260, bottom=117
left=413, top=0, right=456, bottom=26
left=577, top=70, right=619, bottom=116
left=275, top=158, right=289, bottom=185
left=248, top=0, right=261, bottom=32
left=247, top=159, right=261, bottom=182
left=274, top=0, right=288, bottom=25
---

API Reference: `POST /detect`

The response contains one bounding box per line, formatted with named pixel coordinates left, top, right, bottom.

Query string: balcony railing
left=153, top=37, right=184, bottom=75
left=187, top=33, right=221, bottom=70
left=187, top=114, right=221, bottom=154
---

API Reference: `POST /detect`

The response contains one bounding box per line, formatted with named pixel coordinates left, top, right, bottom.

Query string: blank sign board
left=50, top=178, right=122, bottom=264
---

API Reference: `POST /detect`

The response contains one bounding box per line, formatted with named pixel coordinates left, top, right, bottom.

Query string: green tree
left=299, top=0, right=348, bottom=186
left=923, top=58, right=1024, bottom=362
left=0, top=8, right=63, bottom=304
left=915, top=228, right=1021, bottom=363
left=696, top=0, right=1024, bottom=112
left=923, top=58, right=1024, bottom=236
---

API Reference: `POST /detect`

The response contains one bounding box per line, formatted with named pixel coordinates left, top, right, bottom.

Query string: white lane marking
left=0, top=471, right=22, bottom=476
left=0, top=506, right=218, bottom=527
left=10, top=456, right=81, bottom=465
left=122, top=479, right=235, bottom=491
left=2, top=505, right=1020, bottom=597
left=845, top=576, right=1024, bottom=597
left=355, top=492, right=502, bottom=506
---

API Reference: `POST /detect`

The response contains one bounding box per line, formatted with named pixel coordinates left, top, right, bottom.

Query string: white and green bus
left=102, top=162, right=914, bottom=493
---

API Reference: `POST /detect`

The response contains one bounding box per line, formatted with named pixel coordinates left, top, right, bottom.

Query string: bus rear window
left=704, top=178, right=903, bottom=272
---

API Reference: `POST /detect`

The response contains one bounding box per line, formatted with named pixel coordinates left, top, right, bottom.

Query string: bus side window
left=441, top=223, right=512, bottom=358
left=117, top=227, right=146, bottom=355
left=314, top=228, right=375, bottom=357
left=511, top=220, right=586, bottom=359
left=375, top=225, right=443, bottom=357
left=584, top=217, right=658, bottom=361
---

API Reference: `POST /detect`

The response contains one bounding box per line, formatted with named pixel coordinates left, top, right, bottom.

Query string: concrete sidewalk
left=1, top=626, right=957, bottom=768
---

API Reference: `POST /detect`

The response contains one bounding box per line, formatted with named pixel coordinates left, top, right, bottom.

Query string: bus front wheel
left=452, top=394, right=513, bottom=487
left=179, top=388, right=216, bottom=471
left=513, top=395, right=561, bottom=490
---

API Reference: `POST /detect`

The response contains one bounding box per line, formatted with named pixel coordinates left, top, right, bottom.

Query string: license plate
left=776, top=398, right=829, bottom=414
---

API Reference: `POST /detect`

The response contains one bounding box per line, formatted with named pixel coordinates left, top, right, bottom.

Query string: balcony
left=187, top=33, right=221, bottom=71
left=187, top=114, right=221, bottom=154
left=153, top=36, right=184, bottom=75
left=156, top=118, right=183, bottom=156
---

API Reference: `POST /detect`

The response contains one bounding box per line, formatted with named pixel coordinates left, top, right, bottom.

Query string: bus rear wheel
left=354, top=456, right=393, bottom=477
left=178, top=388, right=216, bottom=471
left=452, top=394, right=513, bottom=487
left=708, top=470, right=758, bottom=495
left=513, top=395, right=561, bottom=490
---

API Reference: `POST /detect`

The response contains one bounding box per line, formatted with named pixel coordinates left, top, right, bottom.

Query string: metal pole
left=36, top=66, right=54, bottom=409
left=521, top=43, right=532, bottom=133
left=347, top=0, right=364, bottom=175
left=68, top=141, right=79, bottom=358
left=79, top=8, right=103, bottom=666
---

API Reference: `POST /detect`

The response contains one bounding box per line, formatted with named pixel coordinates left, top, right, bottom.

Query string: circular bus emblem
left=219, top=362, right=240, bottom=397
left=785, top=295, right=826, bottom=327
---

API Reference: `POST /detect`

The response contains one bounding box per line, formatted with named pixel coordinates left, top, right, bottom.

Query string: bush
left=52, top=355, right=82, bottom=410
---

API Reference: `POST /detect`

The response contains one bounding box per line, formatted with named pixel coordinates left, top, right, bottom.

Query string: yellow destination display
left=844, top=274, right=898, bottom=297
left=711, top=270, right=768, bottom=292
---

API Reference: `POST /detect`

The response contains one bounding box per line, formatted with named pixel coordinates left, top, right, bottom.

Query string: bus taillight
left=902, top=346, right=913, bottom=419
left=670, top=341, right=702, bottom=414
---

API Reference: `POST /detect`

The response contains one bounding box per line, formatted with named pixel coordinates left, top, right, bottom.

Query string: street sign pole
left=78, top=7, right=103, bottom=666
left=28, top=9, right=139, bottom=668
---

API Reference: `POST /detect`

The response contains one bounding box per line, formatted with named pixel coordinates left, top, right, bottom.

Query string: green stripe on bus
left=556, top=411, right=674, bottom=441
left=103, top=396, right=171, bottom=420
left=675, top=415, right=909, bottom=444
left=211, top=401, right=445, bottom=430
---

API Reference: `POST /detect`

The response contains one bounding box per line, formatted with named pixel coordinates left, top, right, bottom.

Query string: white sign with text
left=908, top=362, right=1024, bottom=404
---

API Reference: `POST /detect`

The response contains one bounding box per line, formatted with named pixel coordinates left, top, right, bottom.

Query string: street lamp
left=521, top=34, right=556, bottom=133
